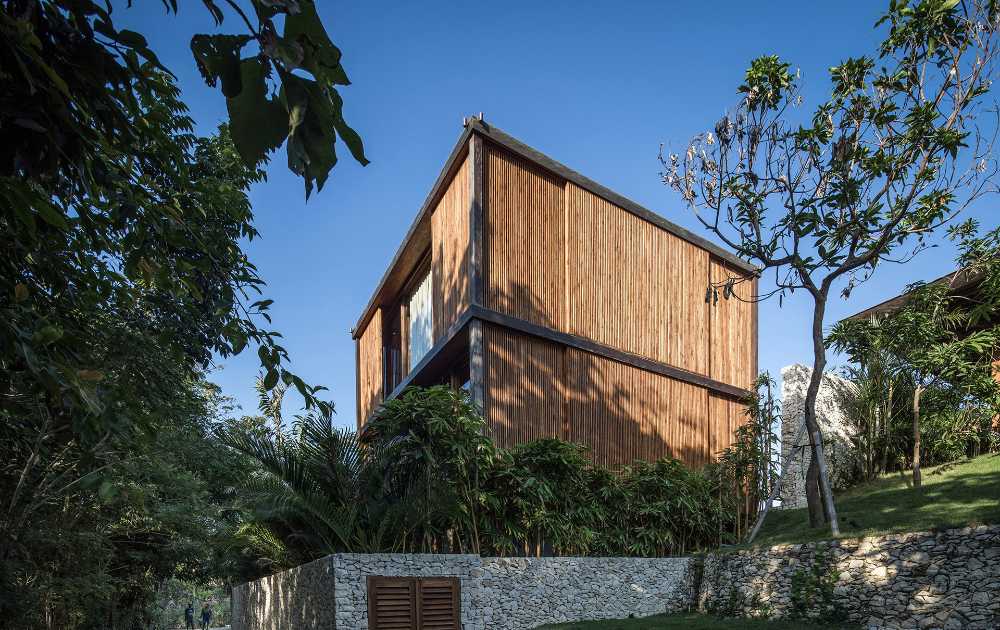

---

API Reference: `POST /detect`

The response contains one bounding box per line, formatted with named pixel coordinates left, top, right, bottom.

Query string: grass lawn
left=539, top=612, right=853, bottom=629
left=752, top=452, right=1000, bottom=547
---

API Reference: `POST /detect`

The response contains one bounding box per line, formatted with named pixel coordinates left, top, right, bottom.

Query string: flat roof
left=352, top=118, right=757, bottom=338
left=842, top=267, right=984, bottom=322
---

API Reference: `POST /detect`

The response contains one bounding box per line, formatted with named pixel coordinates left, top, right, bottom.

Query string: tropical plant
left=830, top=225, right=1000, bottom=487
left=715, top=374, right=780, bottom=543
left=481, top=439, right=600, bottom=557
left=226, top=385, right=765, bottom=563
left=220, top=406, right=397, bottom=565
left=365, top=386, right=497, bottom=554
left=663, top=0, right=1000, bottom=532
left=829, top=316, right=912, bottom=481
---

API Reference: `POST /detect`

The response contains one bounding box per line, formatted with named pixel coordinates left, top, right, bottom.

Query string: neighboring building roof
left=351, top=118, right=757, bottom=339
left=843, top=267, right=985, bottom=322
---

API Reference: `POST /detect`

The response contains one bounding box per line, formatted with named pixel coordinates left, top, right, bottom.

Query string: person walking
left=200, top=602, right=213, bottom=630
left=184, top=603, right=195, bottom=630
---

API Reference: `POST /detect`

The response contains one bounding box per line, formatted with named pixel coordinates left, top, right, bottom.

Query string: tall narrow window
left=407, top=269, right=434, bottom=369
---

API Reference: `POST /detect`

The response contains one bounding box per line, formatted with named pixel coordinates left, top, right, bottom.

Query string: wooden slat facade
left=484, top=323, right=565, bottom=447
left=484, top=143, right=565, bottom=329
left=355, top=121, right=758, bottom=467
left=709, top=258, right=756, bottom=391
left=483, top=323, right=748, bottom=468
left=566, top=182, right=711, bottom=375
left=431, top=155, right=471, bottom=340
left=566, top=347, right=713, bottom=468
left=357, top=307, right=384, bottom=424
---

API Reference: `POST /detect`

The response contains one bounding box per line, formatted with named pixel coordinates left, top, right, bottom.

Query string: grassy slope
left=540, top=613, right=851, bottom=629
left=752, top=452, right=1000, bottom=547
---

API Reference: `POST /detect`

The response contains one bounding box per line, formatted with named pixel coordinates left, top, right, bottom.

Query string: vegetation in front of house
left=539, top=612, right=857, bottom=629
left=220, top=380, right=779, bottom=563
left=664, top=0, right=1000, bottom=534
left=753, top=452, right=1000, bottom=547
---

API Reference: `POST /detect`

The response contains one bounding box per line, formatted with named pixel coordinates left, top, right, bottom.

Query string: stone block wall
left=231, top=527, right=1000, bottom=629
left=699, top=525, right=1000, bottom=629
left=230, top=556, right=335, bottom=630
left=477, top=557, right=696, bottom=629
left=232, top=554, right=696, bottom=629
left=780, top=363, right=859, bottom=508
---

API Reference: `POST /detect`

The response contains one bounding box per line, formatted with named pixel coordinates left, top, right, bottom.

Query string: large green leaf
left=284, top=1, right=350, bottom=86
left=328, top=87, right=369, bottom=167
left=226, top=58, right=289, bottom=167
left=191, top=34, right=251, bottom=98
left=281, top=73, right=338, bottom=196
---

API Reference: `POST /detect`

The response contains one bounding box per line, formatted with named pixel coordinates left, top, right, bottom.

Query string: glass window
left=407, top=269, right=433, bottom=369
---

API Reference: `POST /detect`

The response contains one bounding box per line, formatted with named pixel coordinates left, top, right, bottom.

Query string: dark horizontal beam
left=468, top=305, right=751, bottom=400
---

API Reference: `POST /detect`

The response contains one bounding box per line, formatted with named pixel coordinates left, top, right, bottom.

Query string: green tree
left=830, top=225, right=1000, bottom=487
left=3, top=2, right=369, bottom=624
left=831, top=315, right=910, bottom=481
left=367, top=386, right=496, bottom=554
left=663, top=0, right=999, bottom=532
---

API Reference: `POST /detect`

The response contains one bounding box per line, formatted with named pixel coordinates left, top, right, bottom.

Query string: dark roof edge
left=351, top=125, right=474, bottom=338
left=469, top=119, right=758, bottom=274
left=352, top=118, right=757, bottom=338
left=843, top=267, right=982, bottom=322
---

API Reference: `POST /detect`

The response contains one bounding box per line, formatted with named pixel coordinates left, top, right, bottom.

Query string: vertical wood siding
left=484, top=145, right=565, bottom=329
left=566, top=349, right=711, bottom=468
left=357, top=308, right=383, bottom=426
left=709, top=258, right=755, bottom=390
left=709, top=392, right=748, bottom=459
left=484, top=323, right=565, bottom=448
left=358, top=133, right=757, bottom=466
left=483, top=324, right=748, bottom=469
left=566, top=183, right=710, bottom=375
left=431, top=156, right=471, bottom=341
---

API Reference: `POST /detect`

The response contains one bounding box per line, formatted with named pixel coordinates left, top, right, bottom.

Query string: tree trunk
left=804, top=296, right=841, bottom=535
left=913, top=384, right=923, bottom=488
left=881, top=381, right=893, bottom=477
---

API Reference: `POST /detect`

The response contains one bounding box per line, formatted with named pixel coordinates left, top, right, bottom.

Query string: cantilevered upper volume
left=352, top=118, right=758, bottom=468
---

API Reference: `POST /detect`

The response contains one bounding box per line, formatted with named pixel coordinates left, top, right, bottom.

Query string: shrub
left=228, top=385, right=767, bottom=562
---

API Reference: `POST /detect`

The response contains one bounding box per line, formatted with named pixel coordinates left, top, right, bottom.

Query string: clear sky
left=118, top=1, right=995, bottom=428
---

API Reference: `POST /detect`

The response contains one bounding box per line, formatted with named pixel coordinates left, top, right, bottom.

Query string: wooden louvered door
left=367, top=576, right=461, bottom=630
left=416, top=578, right=461, bottom=629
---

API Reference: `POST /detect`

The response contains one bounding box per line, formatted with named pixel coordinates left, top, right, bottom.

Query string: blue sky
left=118, top=2, right=994, bottom=427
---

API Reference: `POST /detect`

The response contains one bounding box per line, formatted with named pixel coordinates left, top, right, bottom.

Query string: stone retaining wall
left=699, top=525, right=1000, bottom=629
left=478, top=556, right=694, bottom=629
left=232, top=526, right=1000, bottom=629
left=231, top=556, right=335, bottom=630
left=233, top=554, right=696, bottom=629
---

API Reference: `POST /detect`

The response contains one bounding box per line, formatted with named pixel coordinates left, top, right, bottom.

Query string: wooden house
left=352, top=119, right=758, bottom=468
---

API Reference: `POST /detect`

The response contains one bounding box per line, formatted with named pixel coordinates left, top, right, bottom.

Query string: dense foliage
left=222, top=384, right=778, bottom=567
left=828, top=224, right=1000, bottom=485
left=1, top=2, right=367, bottom=627
left=663, top=0, right=1000, bottom=531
